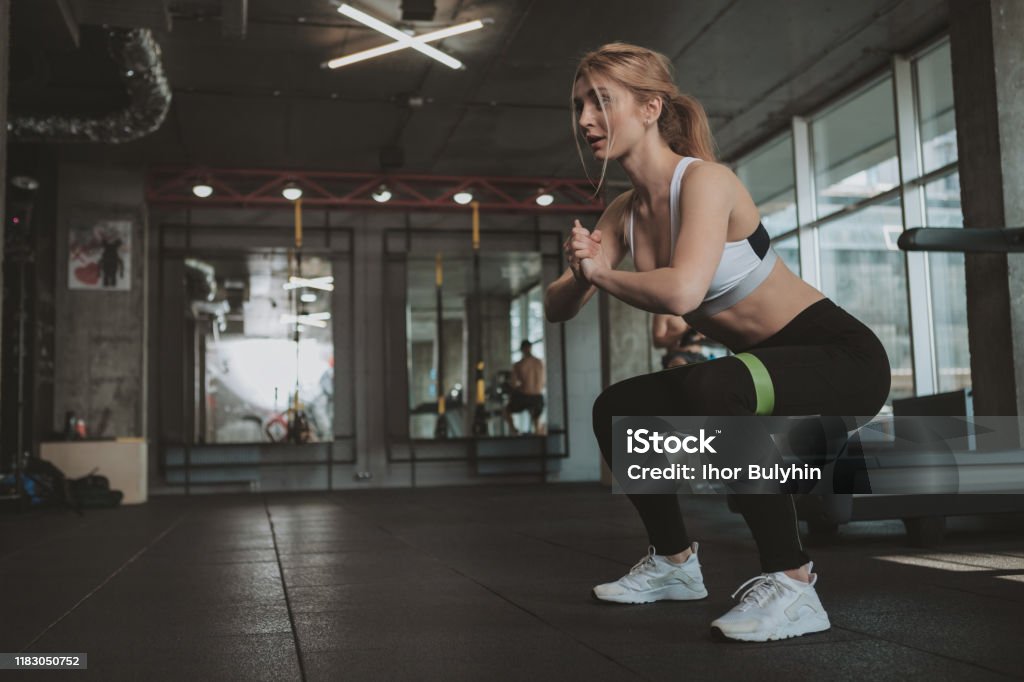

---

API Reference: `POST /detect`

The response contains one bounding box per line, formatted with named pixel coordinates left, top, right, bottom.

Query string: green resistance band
left=734, top=353, right=775, bottom=416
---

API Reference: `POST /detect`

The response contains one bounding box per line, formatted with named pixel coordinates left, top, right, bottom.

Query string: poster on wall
left=68, top=217, right=132, bottom=291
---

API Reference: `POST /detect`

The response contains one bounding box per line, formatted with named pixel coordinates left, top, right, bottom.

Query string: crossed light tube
left=328, top=4, right=485, bottom=70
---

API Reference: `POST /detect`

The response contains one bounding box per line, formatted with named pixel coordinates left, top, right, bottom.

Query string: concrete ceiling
left=10, top=0, right=950, bottom=176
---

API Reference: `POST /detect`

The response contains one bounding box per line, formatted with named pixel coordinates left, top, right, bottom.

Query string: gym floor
left=3, top=485, right=1023, bottom=681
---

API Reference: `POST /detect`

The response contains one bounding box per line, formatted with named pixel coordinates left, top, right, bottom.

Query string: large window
left=746, top=36, right=968, bottom=402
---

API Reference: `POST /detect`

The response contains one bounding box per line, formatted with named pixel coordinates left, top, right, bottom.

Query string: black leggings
left=593, top=299, right=891, bottom=572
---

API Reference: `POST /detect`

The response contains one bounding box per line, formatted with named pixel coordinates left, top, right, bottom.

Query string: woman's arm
left=652, top=314, right=689, bottom=348
left=544, top=191, right=632, bottom=322
left=583, top=163, right=734, bottom=316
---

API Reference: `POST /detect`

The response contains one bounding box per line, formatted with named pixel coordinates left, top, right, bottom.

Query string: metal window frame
left=894, top=53, right=938, bottom=395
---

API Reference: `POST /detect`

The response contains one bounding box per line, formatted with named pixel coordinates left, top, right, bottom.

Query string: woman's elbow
left=664, top=288, right=703, bottom=317
left=543, top=292, right=569, bottom=323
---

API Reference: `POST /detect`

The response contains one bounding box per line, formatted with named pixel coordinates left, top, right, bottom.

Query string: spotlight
left=535, top=191, right=554, bottom=207
left=282, top=182, right=303, bottom=201
left=453, top=190, right=474, bottom=205
left=371, top=184, right=392, bottom=203
left=192, top=183, right=213, bottom=198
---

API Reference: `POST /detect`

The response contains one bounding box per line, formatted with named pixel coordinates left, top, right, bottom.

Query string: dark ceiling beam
left=147, top=167, right=605, bottom=214
left=221, top=0, right=247, bottom=39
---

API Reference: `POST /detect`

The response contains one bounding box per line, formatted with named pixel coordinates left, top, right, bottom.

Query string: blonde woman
left=544, top=43, right=890, bottom=642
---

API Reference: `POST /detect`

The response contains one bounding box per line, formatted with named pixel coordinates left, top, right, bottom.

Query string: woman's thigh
left=748, top=344, right=889, bottom=417
left=595, top=356, right=757, bottom=419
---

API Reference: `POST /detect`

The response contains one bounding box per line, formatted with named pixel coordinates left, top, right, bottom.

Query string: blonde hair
left=572, top=42, right=718, bottom=192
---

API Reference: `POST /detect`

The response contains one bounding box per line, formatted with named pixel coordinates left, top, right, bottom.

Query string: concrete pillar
left=0, top=0, right=10, bottom=428
left=948, top=0, right=1024, bottom=418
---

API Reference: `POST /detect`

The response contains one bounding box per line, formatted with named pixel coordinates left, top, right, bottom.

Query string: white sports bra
left=626, top=157, right=778, bottom=319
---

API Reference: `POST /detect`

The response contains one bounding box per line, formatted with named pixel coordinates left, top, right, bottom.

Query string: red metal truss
left=147, top=167, right=606, bottom=214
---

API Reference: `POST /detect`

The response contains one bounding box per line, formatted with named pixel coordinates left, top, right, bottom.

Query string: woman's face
left=573, top=73, right=645, bottom=161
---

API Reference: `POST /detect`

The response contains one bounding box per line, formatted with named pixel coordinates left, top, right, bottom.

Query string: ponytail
left=659, top=93, right=717, bottom=161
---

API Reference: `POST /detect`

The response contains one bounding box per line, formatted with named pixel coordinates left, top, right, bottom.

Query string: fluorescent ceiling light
left=300, top=293, right=317, bottom=303
left=283, top=275, right=334, bottom=292
left=453, top=191, right=473, bottom=205
left=337, top=4, right=465, bottom=70
left=326, top=19, right=484, bottom=69
left=192, top=183, right=213, bottom=198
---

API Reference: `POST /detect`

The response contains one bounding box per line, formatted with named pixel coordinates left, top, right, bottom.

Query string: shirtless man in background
left=503, top=340, right=546, bottom=435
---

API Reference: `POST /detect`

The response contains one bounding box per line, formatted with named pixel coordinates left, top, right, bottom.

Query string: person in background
left=503, top=340, right=546, bottom=435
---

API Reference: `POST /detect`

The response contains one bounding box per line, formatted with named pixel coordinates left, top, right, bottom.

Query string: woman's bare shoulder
left=680, top=161, right=740, bottom=204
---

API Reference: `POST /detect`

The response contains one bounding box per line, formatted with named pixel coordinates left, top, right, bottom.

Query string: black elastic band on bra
left=747, top=223, right=770, bottom=259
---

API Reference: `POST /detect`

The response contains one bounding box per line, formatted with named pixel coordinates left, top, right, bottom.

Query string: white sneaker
left=711, top=563, right=831, bottom=642
left=593, top=543, right=708, bottom=604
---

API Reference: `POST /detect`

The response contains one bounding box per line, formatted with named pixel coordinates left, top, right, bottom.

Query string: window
left=738, top=36, right=965, bottom=402
left=811, top=78, right=899, bottom=218
left=818, top=198, right=912, bottom=400
left=924, top=172, right=969, bottom=391
left=774, top=234, right=800, bottom=276
left=734, top=133, right=797, bottom=238
left=916, top=41, right=958, bottom=174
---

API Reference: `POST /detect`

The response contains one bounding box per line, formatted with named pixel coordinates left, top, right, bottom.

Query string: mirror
left=406, top=251, right=546, bottom=439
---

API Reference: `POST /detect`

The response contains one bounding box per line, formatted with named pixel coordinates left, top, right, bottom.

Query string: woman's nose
left=578, top=107, right=595, bottom=130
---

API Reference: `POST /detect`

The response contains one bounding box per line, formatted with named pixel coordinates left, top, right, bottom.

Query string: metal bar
left=899, top=227, right=1024, bottom=253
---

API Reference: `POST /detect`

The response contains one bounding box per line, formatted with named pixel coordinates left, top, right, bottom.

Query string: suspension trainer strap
left=734, top=353, right=775, bottom=416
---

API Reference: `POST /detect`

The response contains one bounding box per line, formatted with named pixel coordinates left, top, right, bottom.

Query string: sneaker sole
left=593, top=584, right=709, bottom=604
left=710, top=616, right=831, bottom=642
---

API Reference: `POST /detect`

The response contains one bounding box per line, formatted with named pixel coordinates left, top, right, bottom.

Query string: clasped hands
left=563, top=219, right=608, bottom=285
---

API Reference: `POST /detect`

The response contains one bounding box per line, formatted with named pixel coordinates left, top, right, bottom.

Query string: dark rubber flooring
left=2, top=484, right=1023, bottom=681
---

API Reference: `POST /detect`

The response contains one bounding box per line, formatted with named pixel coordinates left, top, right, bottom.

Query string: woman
left=544, top=43, right=890, bottom=642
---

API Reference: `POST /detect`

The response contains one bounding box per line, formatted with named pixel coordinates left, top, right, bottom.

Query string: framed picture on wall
left=68, top=212, right=133, bottom=291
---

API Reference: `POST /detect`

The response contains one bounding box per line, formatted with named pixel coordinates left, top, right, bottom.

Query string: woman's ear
left=645, top=96, right=664, bottom=123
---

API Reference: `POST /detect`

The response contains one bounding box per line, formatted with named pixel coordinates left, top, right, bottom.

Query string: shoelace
left=628, top=546, right=658, bottom=575
left=730, top=574, right=793, bottom=609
